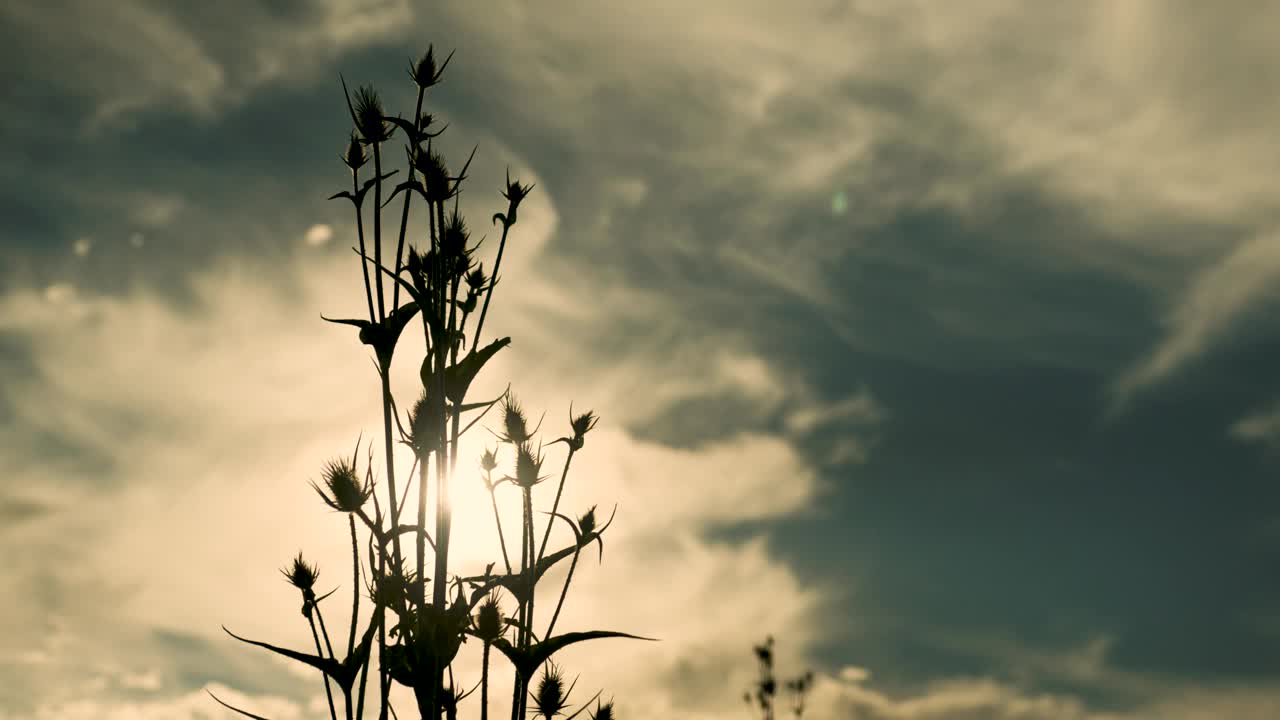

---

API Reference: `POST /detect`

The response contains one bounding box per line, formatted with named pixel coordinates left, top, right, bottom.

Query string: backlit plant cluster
left=210, top=46, right=645, bottom=720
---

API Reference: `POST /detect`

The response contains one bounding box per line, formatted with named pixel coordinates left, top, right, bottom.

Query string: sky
left=2, top=1, right=1280, bottom=718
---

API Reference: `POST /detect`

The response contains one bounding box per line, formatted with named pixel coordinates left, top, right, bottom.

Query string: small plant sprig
left=744, top=637, right=814, bottom=720
left=211, top=45, right=652, bottom=720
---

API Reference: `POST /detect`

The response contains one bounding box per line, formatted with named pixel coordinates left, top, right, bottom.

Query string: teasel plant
left=209, top=45, right=652, bottom=720
left=743, top=637, right=815, bottom=720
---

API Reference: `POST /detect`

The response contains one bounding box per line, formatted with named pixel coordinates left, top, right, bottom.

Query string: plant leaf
left=207, top=689, right=272, bottom=720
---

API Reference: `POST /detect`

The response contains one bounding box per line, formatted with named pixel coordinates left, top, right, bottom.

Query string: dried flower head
left=413, top=145, right=452, bottom=202
left=568, top=407, right=599, bottom=450
left=441, top=207, right=470, bottom=268
left=349, top=83, right=391, bottom=144
left=479, top=446, right=499, bottom=473
left=410, top=389, right=443, bottom=458
left=408, top=45, right=454, bottom=89
left=465, top=264, right=487, bottom=292
left=500, top=169, right=535, bottom=225
left=473, top=592, right=505, bottom=642
left=499, top=394, right=532, bottom=444
left=281, top=552, right=319, bottom=593
left=509, top=442, right=547, bottom=489
left=533, top=662, right=571, bottom=719
left=577, top=505, right=598, bottom=538
left=590, top=700, right=615, bottom=720
left=342, top=131, right=367, bottom=171
left=311, top=454, right=372, bottom=513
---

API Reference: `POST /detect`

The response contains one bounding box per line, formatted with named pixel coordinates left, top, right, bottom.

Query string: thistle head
left=441, top=207, right=470, bottom=270
left=342, top=131, right=367, bottom=171
left=501, top=168, right=535, bottom=225
left=410, top=389, right=443, bottom=458
left=509, top=442, right=547, bottom=489
left=479, top=446, right=498, bottom=473
left=568, top=407, right=599, bottom=450
left=408, top=45, right=453, bottom=90
left=500, top=394, right=532, bottom=444
left=312, top=454, right=371, bottom=513
left=577, top=505, right=598, bottom=538
left=465, top=264, right=487, bottom=293
left=281, top=552, right=319, bottom=594
left=351, top=84, right=391, bottom=144
left=413, top=145, right=452, bottom=201
left=590, top=700, right=615, bottom=720
left=533, top=662, right=571, bottom=719
left=473, top=592, right=505, bottom=642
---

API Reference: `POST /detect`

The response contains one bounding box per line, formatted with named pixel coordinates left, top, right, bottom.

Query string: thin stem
left=352, top=170, right=376, bottom=324
left=391, top=87, right=425, bottom=313
left=472, top=219, right=511, bottom=349
left=372, top=142, right=386, bottom=322
left=380, top=372, right=405, bottom=589
left=545, top=547, right=580, bottom=639
left=309, top=613, right=340, bottom=720
left=416, top=453, right=430, bottom=608
left=486, top=480, right=513, bottom=575
left=348, top=515, right=360, bottom=657
left=481, top=642, right=491, bottom=720
left=315, top=604, right=337, bottom=661
left=535, top=447, right=576, bottom=567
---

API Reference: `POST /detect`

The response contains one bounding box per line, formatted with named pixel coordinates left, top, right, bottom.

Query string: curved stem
left=391, top=87, right=425, bottom=313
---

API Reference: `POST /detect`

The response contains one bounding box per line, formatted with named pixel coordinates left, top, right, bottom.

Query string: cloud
left=0, top=182, right=829, bottom=718
left=1113, top=230, right=1280, bottom=404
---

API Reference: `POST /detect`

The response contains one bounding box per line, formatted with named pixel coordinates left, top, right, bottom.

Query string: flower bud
left=342, top=132, right=367, bottom=171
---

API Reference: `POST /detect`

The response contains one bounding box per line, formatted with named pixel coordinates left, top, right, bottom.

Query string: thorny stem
left=536, top=447, right=577, bottom=567
left=309, top=613, right=340, bottom=720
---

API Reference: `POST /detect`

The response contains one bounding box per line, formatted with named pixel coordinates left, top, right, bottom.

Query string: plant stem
left=372, top=142, right=386, bottom=322
left=391, top=87, right=425, bottom=313
left=348, top=515, right=360, bottom=657
left=545, top=547, right=580, bottom=639
left=480, top=642, right=491, bottom=720
left=352, top=170, right=376, bottom=324
left=309, top=614, right=340, bottom=720
left=487, top=481, right=513, bottom=575
left=472, top=218, right=511, bottom=349
left=536, top=447, right=576, bottom=566
left=380, top=372, right=405, bottom=589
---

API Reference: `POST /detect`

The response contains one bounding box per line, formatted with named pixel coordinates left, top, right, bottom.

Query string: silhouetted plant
left=209, top=45, right=650, bottom=720
left=744, top=637, right=814, bottom=720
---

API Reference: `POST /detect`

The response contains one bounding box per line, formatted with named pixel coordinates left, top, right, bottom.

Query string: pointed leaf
left=444, top=337, right=511, bottom=405
left=207, top=689, right=273, bottom=720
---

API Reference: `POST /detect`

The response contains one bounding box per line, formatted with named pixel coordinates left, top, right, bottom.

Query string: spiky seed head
left=409, top=46, right=449, bottom=89
left=501, top=170, right=535, bottom=225
left=352, top=84, right=391, bottom=143
left=474, top=592, right=505, bottom=642
left=441, top=208, right=469, bottom=270
left=413, top=146, right=451, bottom=201
left=533, top=663, right=569, bottom=719
left=501, top=394, right=531, bottom=444
left=577, top=505, right=598, bottom=539
left=314, top=455, right=370, bottom=513
left=511, top=442, right=547, bottom=489
left=342, top=131, right=367, bottom=171
left=410, top=389, right=443, bottom=458
left=569, top=409, right=599, bottom=450
left=480, top=446, right=498, bottom=473
left=590, top=701, right=615, bottom=720
left=281, top=552, right=319, bottom=593
left=465, top=264, right=487, bottom=292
